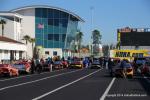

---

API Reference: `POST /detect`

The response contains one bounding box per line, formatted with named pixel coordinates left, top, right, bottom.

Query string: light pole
left=90, top=6, right=94, bottom=56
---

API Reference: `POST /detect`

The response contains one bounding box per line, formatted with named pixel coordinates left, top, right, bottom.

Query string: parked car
left=12, top=61, right=31, bottom=74
left=90, top=59, right=101, bottom=69
left=69, top=59, right=83, bottom=69
left=0, top=64, right=19, bottom=77
left=114, top=60, right=133, bottom=78
left=61, top=60, right=68, bottom=68
left=52, top=61, right=63, bottom=69
left=141, top=62, right=150, bottom=76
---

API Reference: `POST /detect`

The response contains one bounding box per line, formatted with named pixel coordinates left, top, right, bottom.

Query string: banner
left=110, top=49, right=150, bottom=61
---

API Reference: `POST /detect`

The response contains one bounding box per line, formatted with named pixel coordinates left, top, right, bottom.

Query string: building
left=0, top=12, right=23, bottom=41
left=0, top=13, right=26, bottom=63
left=117, top=27, right=150, bottom=50
left=0, top=36, right=26, bottom=63
left=0, top=5, right=84, bottom=59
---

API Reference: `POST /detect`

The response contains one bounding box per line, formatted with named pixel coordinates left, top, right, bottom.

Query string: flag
left=38, top=23, right=44, bottom=29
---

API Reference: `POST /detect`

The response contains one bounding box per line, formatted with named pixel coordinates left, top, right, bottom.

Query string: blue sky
left=0, top=0, right=150, bottom=45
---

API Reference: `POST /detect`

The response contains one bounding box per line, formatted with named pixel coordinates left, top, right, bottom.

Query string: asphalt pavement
left=0, top=68, right=150, bottom=100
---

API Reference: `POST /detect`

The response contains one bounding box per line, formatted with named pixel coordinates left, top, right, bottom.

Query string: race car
left=69, top=59, right=83, bottom=69
left=90, top=59, right=101, bottom=69
left=12, top=61, right=31, bottom=74
left=140, top=62, right=150, bottom=76
left=52, top=61, right=63, bottom=69
left=114, top=62, right=133, bottom=78
left=61, top=60, right=68, bottom=68
left=0, top=64, right=19, bottom=77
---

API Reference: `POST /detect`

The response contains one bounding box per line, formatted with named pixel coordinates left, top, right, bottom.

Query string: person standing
left=108, top=58, right=113, bottom=76
left=31, top=58, right=35, bottom=74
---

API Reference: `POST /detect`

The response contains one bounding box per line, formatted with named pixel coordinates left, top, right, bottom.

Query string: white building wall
left=0, top=42, right=26, bottom=62
left=14, top=18, right=22, bottom=41
left=0, top=19, right=14, bottom=39
left=16, top=8, right=35, bottom=58
left=16, top=51, right=19, bottom=60
left=44, top=48, right=63, bottom=58
left=0, top=42, right=26, bottom=51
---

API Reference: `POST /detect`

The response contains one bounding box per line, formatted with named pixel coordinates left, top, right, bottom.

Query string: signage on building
left=118, top=27, right=132, bottom=32
left=118, top=27, right=150, bottom=33
left=110, top=49, right=150, bottom=61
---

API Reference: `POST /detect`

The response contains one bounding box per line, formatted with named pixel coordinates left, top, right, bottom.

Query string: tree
left=22, top=35, right=30, bottom=59
left=29, top=38, right=35, bottom=58
left=116, top=41, right=121, bottom=49
left=92, top=29, right=102, bottom=55
left=0, top=19, right=6, bottom=37
left=102, top=45, right=109, bottom=57
left=76, top=30, right=83, bottom=57
left=22, top=35, right=30, bottom=45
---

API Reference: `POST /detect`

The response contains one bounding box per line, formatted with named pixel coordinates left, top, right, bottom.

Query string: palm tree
left=22, top=35, right=30, bottom=59
left=29, top=38, right=35, bottom=58
left=76, top=30, right=83, bottom=57
left=92, top=29, right=102, bottom=55
left=22, top=35, right=30, bottom=45
left=0, top=19, right=6, bottom=37
left=116, top=41, right=121, bottom=50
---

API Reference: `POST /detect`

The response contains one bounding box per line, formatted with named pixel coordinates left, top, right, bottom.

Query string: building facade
left=11, top=5, right=84, bottom=58
left=0, top=5, right=84, bottom=59
left=0, top=13, right=26, bottom=62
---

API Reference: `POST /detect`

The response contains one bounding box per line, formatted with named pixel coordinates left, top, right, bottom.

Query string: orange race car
left=0, top=64, right=19, bottom=77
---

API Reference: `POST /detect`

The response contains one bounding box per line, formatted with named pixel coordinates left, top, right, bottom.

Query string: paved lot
left=0, top=68, right=150, bottom=100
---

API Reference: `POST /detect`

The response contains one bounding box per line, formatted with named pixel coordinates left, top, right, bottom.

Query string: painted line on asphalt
left=32, top=69, right=102, bottom=100
left=100, top=77, right=116, bottom=100
left=0, top=69, right=82, bottom=91
left=0, top=69, right=66, bottom=82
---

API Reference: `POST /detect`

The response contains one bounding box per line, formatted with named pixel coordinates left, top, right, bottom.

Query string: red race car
left=12, top=61, right=31, bottom=74
left=0, top=64, right=19, bottom=77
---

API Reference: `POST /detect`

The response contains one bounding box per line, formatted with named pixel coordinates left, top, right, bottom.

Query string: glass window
left=53, top=26, right=59, bottom=34
left=44, top=40, right=47, bottom=48
left=35, top=8, right=42, bottom=18
left=61, top=27, right=67, bottom=34
left=42, top=8, right=47, bottom=18
left=45, top=51, right=49, bottom=55
left=53, top=41, right=59, bottom=48
left=35, top=27, right=42, bottom=34
left=48, top=9, right=53, bottom=18
left=35, top=18, right=41, bottom=23
left=54, top=19, right=59, bottom=26
left=54, top=34, right=59, bottom=41
left=59, top=42, right=64, bottom=48
left=44, top=34, right=47, bottom=39
left=60, top=12, right=69, bottom=19
left=47, top=40, right=53, bottom=48
left=53, top=10, right=60, bottom=18
left=36, top=34, right=42, bottom=39
left=44, top=26, right=48, bottom=34
left=48, top=34, right=53, bottom=40
left=62, top=34, right=66, bottom=42
left=42, top=18, right=48, bottom=24
left=53, top=51, right=57, bottom=56
left=36, top=39, right=42, bottom=46
left=61, top=19, right=68, bottom=27
left=48, top=19, right=53, bottom=25
left=48, top=25, right=53, bottom=33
